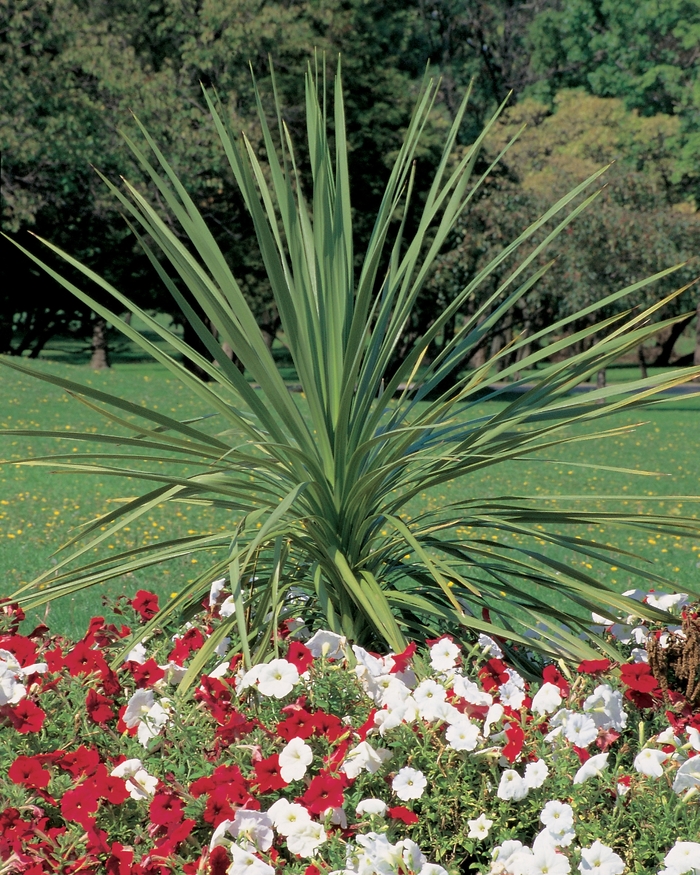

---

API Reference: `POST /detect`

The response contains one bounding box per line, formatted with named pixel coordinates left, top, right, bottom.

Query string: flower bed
left=1, top=587, right=700, bottom=875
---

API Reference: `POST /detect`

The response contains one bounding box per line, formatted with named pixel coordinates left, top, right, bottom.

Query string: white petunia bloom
left=483, top=703, right=505, bottom=737
left=688, top=728, right=700, bottom=752
left=661, top=841, right=700, bottom=874
left=209, top=818, right=235, bottom=850
left=540, top=801, right=574, bottom=832
left=583, top=684, right=628, bottom=731
left=524, top=759, right=549, bottom=789
left=531, top=682, right=562, bottom=716
left=478, top=634, right=504, bottom=658
left=429, top=638, right=460, bottom=672
left=452, top=674, right=493, bottom=707
left=467, top=813, right=493, bottom=840
left=563, top=712, right=599, bottom=748
left=374, top=697, right=419, bottom=735
left=573, top=752, right=609, bottom=785
left=497, top=769, right=529, bottom=802
left=355, top=798, right=387, bottom=816
left=257, top=659, right=299, bottom=698
left=227, top=843, right=275, bottom=875
left=578, top=840, right=625, bottom=875
left=445, top=716, right=480, bottom=752
left=672, top=756, right=700, bottom=794
left=110, top=758, right=158, bottom=800
left=645, top=591, right=689, bottom=612
left=512, top=841, right=571, bottom=875
left=267, top=799, right=312, bottom=835
left=340, top=741, right=392, bottom=779
left=419, top=865, right=449, bottom=875
left=498, top=680, right=527, bottom=710
left=634, top=748, right=668, bottom=778
left=366, top=674, right=411, bottom=708
left=392, top=767, right=427, bottom=801
left=306, top=630, right=346, bottom=659
left=285, top=821, right=327, bottom=857
left=125, top=642, right=147, bottom=664
left=279, top=737, right=313, bottom=783
left=230, top=810, right=274, bottom=852
left=123, top=688, right=155, bottom=728
left=208, top=577, right=226, bottom=606
left=219, top=596, right=236, bottom=618
left=137, top=700, right=171, bottom=747
left=0, top=666, right=25, bottom=706
left=413, top=679, right=448, bottom=720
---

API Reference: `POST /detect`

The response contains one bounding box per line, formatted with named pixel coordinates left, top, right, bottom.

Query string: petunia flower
left=563, top=712, right=598, bottom=748
left=278, top=737, right=313, bottom=783
left=341, top=741, right=392, bottom=779
left=267, top=799, right=312, bottom=835
left=531, top=682, right=562, bottom=716
left=496, top=769, right=529, bottom=802
left=257, top=659, right=300, bottom=698
left=227, top=843, right=275, bottom=875
left=392, top=766, right=427, bottom=801
left=306, top=630, right=346, bottom=659
left=428, top=638, right=460, bottom=672
left=578, top=840, right=625, bottom=875
left=356, top=798, right=387, bottom=816
left=672, top=756, right=700, bottom=794
left=524, top=759, right=549, bottom=789
left=661, top=841, right=700, bottom=874
left=445, top=716, right=480, bottom=752
left=540, top=801, right=574, bottom=832
left=467, top=813, right=493, bottom=840
left=573, top=752, right=609, bottom=785
left=634, top=748, right=668, bottom=778
left=285, top=821, right=327, bottom=857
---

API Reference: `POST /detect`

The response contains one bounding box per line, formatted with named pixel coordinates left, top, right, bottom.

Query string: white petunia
left=208, top=577, right=226, bottom=606
left=227, top=843, right=275, bottom=875
left=578, top=840, right=625, bottom=875
left=230, top=809, right=274, bottom=852
left=429, top=638, right=460, bottom=672
left=531, top=682, right=562, bottom=716
left=123, top=689, right=155, bottom=728
left=419, top=865, right=449, bottom=875
left=498, top=680, right=527, bottom=710
left=306, top=630, right=346, bottom=659
left=219, top=596, right=236, bottom=618
left=513, top=842, right=571, bottom=875
left=452, top=674, right=493, bottom=707
left=583, top=684, right=627, bottom=731
left=478, top=634, right=503, bottom=658
left=355, top=798, right=387, bottom=816
left=279, top=737, right=313, bottom=783
left=110, top=759, right=158, bottom=800
left=467, top=813, right=493, bottom=840
left=136, top=700, right=170, bottom=747
left=497, top=769, right=529, bottom=802
left=257, top=659, right=299, bottom=698
left=672, top=756, right=700, bottom=794
left=483, top=703, right=505, bottom=737
left=645, top=591, right=689, bottom=612
left=573, top=752, right=609, bottom=785
left=413, top=679, right=447, bottom=720
left=540, top=801, right=574, bottom=832
left=392, top=766, right=427, bottom=801
left=688, top=728, right=700, bottom=752
left=285, top=821, right=327, bottom=857
left=563, top=712, right=598, bottom=748
left=125, top=642, right=147, bottom=664
left=0, top=668, right=25, bottom=706
left=366, top=674, right=411, bottom=708
left=524, top=759, right=549, bottom=789
left=340, top=741, right=392, bottom=779
left=662, top=841, right=700, bottom=873
left=445, top=716, right=480, bottom=752
left=634, top=748, right=668, bottom=778
left=209, top=818, right=235, bottom=850
left=267, top=799, right=312, bottom=835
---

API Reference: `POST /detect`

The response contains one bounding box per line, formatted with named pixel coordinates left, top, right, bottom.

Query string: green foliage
left=3, top=64, right=700, bottom=687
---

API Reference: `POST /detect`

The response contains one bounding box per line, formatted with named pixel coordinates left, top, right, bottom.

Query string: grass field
left=1, top=333, right=698, bottom=640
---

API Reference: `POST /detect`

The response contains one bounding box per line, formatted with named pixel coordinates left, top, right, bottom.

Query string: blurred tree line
left=1, top=0, right=698, bottom=370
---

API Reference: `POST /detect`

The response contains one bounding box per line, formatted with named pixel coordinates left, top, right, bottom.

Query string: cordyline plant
left=2, top=61, right=699, bottom=690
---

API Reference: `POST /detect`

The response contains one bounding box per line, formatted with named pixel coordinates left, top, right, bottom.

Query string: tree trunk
left=652, top=314, right=693, bottom=366
left=596, top=369, right=606, bottom=389
left=638, top=345, right=648, bottom=380
left=90, top=318, right=110, bottom=370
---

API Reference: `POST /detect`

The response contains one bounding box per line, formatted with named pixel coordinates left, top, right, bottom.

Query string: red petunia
left=86, top=689, right=116, bottom=724
left=301, top=774, right=345, bottom=814
left=312, top=710, right=345, bottom=742
left=8, top=755, right=51, bottom=789
left=63, top=641, right=109, bottom=678
left=542, top=665, right=570, bottom=696
left=61, top=783, right=100, bottom=828
left=619, top=663, right=658, bottom=693
left=502, top=722, right=525, bottom=763
left=478, top=658, right=510, bottom=692
left=286, top=641, right=314, bottom=673
left=168, top=627, right=204, bottom=664
left=254, top=754, right=287, bottom=792
left=388, top=806, right=419, bottom=824
left=45, top=647, right=65, bottom=673
left=202, top=786, right=237, bottom=826
left=6, top=699, right=46, bottom=734
left=578, top=658, right=613, bottom=676
left=131, top=590, right=160, bottom=621
left=105, top=842, right=134, bottom=875
left=150, top=791, right=185, bottom=826
left=0, top=633, right=37, bottom=667
left=128, top=658, right=165, bottom=689
left=390, top=642, right=417, bottom=674
left=58, top=745, right=101, bottom=778
left=209, top=846, right=230, bottom=875
left=277, top=709, right=316, bottom=740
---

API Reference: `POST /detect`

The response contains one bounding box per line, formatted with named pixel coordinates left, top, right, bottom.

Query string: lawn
left=1, top=333, right=698, bottom=639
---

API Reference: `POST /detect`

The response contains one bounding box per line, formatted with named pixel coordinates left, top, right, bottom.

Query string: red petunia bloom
left=390, top=642, right=417, bottom=674
left=6, top=699, right=46, bottom=734
left=209, top=846, right=230, bottom=875
left=131, top=590, right=160, bottom=621
left=388, top=806, right=419, bottom=824
left=254, top=754, right=287, bottom=792
left=63, top=641, right=109, bottom=678
left=286, top=641, right=314, bottom=673
left=215, top=710, right=256, bottom=742
left=312, top=710, right=345, bottom=742
left=301, top=774, right=345, bottom=814
left=478, top=658, right=510, bottom=692
left=8, top=755, right=51, bottom=789
left=168, top=627, right=204, bottom=663
left=59, top=745, right=101, bottom=778
left=85, top=689, right=116, bottom=724
left=277, top=709, right=316, bottom=740
left=578, top=658, right=613, bottom=676
left=105, top=843, right=134, bottom=875
left=542, top=665, right=570, bottom=696
left=502, top=723, right=525, bottom=763
left=202, top=786, right=237, bottom=826
left=596, top=729, right=621, bottom=752
left=61, top=783, right=100, bottom=828
left=0, top=632, right=37, bottom=667
left=149, top=791, right=185, bottom=826
left=128, top=658, right=165, bottom=689
left=45, top=647, right=65, bottom=673
left=620, top=663, right=658, bottom=693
